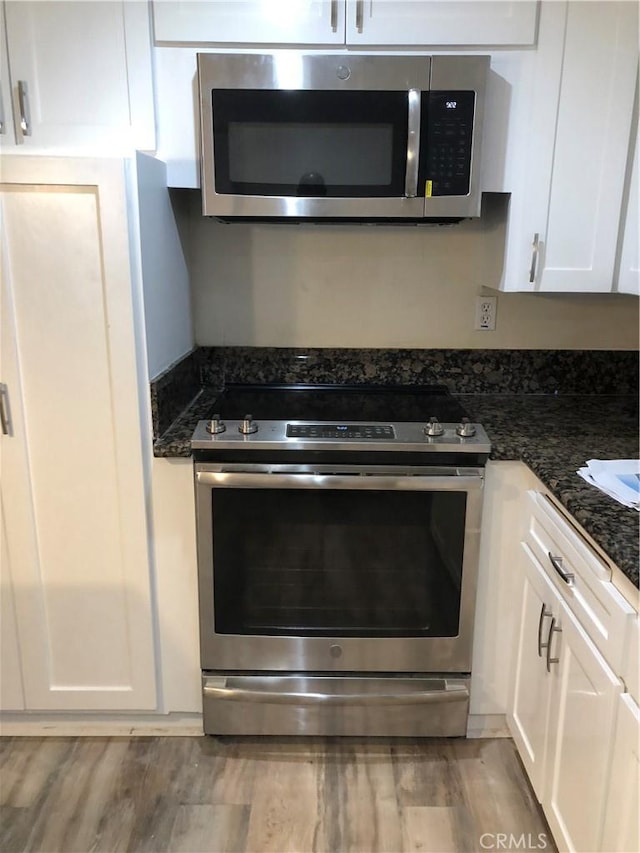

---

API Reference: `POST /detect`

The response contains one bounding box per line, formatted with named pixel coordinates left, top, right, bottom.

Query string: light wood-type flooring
left=0, top=736, right=555, bottom=853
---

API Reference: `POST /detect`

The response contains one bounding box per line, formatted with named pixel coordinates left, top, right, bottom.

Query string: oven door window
left=211, top=90, right=409, bottom=198
left=211, top=488, right=466, bottom=637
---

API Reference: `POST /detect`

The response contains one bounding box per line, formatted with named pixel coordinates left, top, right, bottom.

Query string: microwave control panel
left=424, top=91, right=475, bottom=197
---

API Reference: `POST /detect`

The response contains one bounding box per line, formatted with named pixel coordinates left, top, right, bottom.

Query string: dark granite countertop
left=153, top=388, right=639, bottom=590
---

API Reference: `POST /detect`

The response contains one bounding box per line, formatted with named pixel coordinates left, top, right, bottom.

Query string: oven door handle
left=203, top=676, right=469, bottom=706
left=196, top=471, right=483, bottom=491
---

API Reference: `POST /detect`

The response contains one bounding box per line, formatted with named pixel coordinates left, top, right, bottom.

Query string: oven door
left=195, top=463, right=483, bottom=675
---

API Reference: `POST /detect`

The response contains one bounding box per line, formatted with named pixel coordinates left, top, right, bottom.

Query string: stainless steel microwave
left=198, top=52, right=489, bottom=222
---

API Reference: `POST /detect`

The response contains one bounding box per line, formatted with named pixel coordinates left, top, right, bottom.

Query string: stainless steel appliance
left=192, top=385, right=490, bottom=736
left=198, top=53, right=489, bottom=221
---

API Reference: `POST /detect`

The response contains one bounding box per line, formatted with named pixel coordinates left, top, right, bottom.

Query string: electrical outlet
left=475, top=296, right=497, bottom=331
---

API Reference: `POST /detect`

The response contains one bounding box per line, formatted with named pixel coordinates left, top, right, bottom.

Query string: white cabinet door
left=151, top=458, right=201, bottom=714
left=616, top=106, right=639, bottom=296
left=601, top=693, right=640, bottom=853
left=508, top=542, right=556, bottom=800
left=152, top=0, right=345, bottom=45
left=0, top=157, right=157, bottom=711
left=153, top=0, right=538, bottom=46
left=0, top=3, right=14, bottom=143
left=470, top=461, right=535, bottom=718
left=0, top=503, right=24, bottom=711
left=347, top=0, right=538, bottom=46
left=1, top=0, right=154, bottom=152
left=503, top=1, right=638, bottom=293
left=544, top=596, right=623, bottom=853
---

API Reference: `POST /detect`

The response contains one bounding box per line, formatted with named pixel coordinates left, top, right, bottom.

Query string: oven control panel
left=286, top=424, right=395, bottom=440
left=191, top=419, right=491, bottom=454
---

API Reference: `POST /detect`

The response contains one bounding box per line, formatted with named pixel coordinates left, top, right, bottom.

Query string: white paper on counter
left=577, top=459, right=640, bottom=511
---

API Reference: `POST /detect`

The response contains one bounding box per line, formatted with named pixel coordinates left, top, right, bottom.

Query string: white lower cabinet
left=0, top=156, right=157, bottom=712
left=510, top=544, right=623, bottom=852
left=150, top=457, right=201, bottom=715
left=601, top=692, right=640, bottom=853
left=507, top=487, right=639, bottom=853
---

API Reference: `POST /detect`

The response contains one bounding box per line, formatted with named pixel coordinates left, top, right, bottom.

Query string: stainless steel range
left=192, top=385, right=490, bottom=737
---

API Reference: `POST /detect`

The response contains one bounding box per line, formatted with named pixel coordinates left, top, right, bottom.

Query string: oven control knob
left=239, top=414, right=258, bottom=435
left=456, top=417, right=476, bottom=438
left=206, top=414, right=226, bottom=435
left=424, top=417, right=444, bottom=437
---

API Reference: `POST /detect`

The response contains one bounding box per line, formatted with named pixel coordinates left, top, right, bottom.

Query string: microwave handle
left=405, top=89, right=421, bottom=198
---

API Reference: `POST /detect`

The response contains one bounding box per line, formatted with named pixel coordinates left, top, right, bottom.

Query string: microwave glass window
left=212, top=90, right=408, bottom=197
left=227, top=123, right=394, bottom=187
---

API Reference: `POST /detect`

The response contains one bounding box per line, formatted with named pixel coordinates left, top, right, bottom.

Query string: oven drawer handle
left=196, top=471, right=483, bottom=491
left=203, top=677, right=469, bottom=706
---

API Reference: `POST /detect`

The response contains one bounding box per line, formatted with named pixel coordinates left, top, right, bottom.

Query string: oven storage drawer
left=202, top=674, right=470, bottom=736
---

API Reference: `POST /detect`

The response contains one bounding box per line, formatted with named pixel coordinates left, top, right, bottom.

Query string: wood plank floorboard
left=0, top=736, right=555, bottom=853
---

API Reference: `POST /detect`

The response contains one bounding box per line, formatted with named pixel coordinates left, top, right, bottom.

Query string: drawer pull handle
left=548, top=551, right=575, bottom=586
left=537, top=603, right=553, bottom=657
left=546, top=617, right=562, bottom=672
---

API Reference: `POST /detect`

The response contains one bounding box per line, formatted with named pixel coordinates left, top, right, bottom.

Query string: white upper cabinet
left=153, top=0, right=346, bottom=45
left=347, top=1, right=538, bottom=47
left=0, top=0, right=155, bottom=153
left=616, top=99, right=639, bottom=295
left=152, top=0, right=538, bottom=46
left=501, top=1, right=639, bottom=292
left=0, top=4, right=15, bottom=142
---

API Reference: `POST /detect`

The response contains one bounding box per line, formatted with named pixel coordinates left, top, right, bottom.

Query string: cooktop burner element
left=204, top=383, right=469, bottom=423
left=191, top=384, right=490, bottom=455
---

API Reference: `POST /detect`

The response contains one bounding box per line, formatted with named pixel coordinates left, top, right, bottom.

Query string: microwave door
left=203, top=87, right=427, bottom=219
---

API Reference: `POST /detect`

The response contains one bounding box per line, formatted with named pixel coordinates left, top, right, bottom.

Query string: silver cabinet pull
left=356, top=0, right=364, bottom=32
left=529, top=232, right=539, bottom=283
left=0, top=89, right=5, bottom=134
left=0, top=384, right=13, bottom=436
left=548, top=551, right=575, bottom=586
left=330, top=0, right=338, bottom=31
left=17, top=80, right=31, bottom=136
left=537, top=603, right=553, bottom=657
left=545, top=617, right=562, bottom=672
left=404, top=89, right=421, bottom=198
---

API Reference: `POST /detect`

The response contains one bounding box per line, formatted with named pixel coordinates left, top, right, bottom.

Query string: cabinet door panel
left=534, top=1, right=638, bottom=292
left=152, top=1, right=345, bottom=45
left=3, top=1, right=133, bottom=150
left=0, top=501, right=24, bottom=710
left=616, top=108, right=639, bottom=296
left=508, top=543, right=556, bottom=800
left=601, top=693, right=640, bottom=853
left=545, top=597, right=622, bottom=853
left=0, top=158, right=156, bottom=711
left=347, top=1, right=538, bottom=46
left=0, top=2, right=15, bottom=144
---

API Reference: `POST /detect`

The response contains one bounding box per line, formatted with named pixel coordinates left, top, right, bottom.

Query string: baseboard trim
left=466, top=713, right=510, bottom=738
left=0, top=711, right=509, bottom=740
left=0, top=712, right=204, bottom=737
